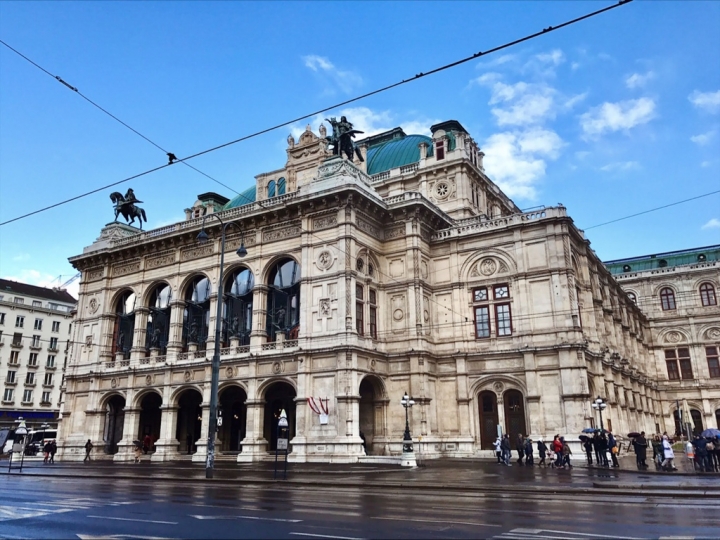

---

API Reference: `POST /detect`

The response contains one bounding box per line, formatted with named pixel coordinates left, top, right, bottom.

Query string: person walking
left=83, top=439, right=93, bottom=462
left=661, top=435, right=677, bottom=471
left=516, top=433, right=525, bottom=465
left=143, top=434, right=152, bottom=455
left=584, top=438, right=593, bottom=465
left=524, top=437, right=534, bottom=466
left=537, top=438, right=547, bottom=467
left=493, top=436, right=502, bottom=464
left=561, top=437, right=572, bottom=469
left=607, top=431, right=619, bottom=468
left=712, top=436, right=720, bottom=472
left=593, top=432, right=602, bottom=465
left=50, top=440, right=57, bottom=464
left=43, top=441, right=52, bottom=464
left=634, top=432, right=648, bottom=469
left=553, top=435, right=563, bottom=468
left=598, top=433, right=609, bottom=467
left=501, top=434, right=512, bottom=466
left=651, top=435, right=663, bottom=470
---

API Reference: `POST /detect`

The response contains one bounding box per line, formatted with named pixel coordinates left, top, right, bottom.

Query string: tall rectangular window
left=49, top=337, right=58, bottom=350
left=44, top=373, right=54, bottom=386
left=9, top=351, right=19, bottom=365
left=47, top=355, right=56, bottom=368
left=22, top=389, right=33, bottom=403
left=495, top=304, right=513, bottom=336
left=0, top=313, right=5, bottom=325
left=677, top=348, right=693, bottom=379
left=15, top=316, right=24, bottom=328
left=369, top=289, right=377, bottom=339
left=31, top=335, right=41, bottom=347
left=3, top=389, right=14, bottom=402
left=474, top=306, right=491, bottom=338
left=12, top=332, right=22, bottom=346
left=6, top=371, right=16, bottom=383
left=28, top=353, right=38, bottom=366
left=706, top=346, right=720, bottom=378
left=435, top=140, right=445, bottom=160
left=41, top=391, right=51, bottom=403
left=355, top=284, right=364, bottom=335
left=665, top=348, right=693, bottom=380
left=665, top=349, right=680, bottom=380
left=52, top=321, right=60, bottom=332
left=34, top=318, right=43, bottom=330
left=25, top=372, right=35, bottom=385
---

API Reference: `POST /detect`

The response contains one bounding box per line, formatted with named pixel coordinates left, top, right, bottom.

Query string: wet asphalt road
left=1, top=468, right=719, bottom=540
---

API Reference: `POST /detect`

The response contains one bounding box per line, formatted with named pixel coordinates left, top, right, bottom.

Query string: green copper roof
left=366, top=134, right=432, bottom=175
left=604, top=245, right=720, bottom=275
left=223, top=185, right=256, bottom=210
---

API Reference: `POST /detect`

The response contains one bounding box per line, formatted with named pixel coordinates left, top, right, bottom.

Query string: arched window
left=277, top=177, right=286, bottom=196
left=113, top=291, right=136, bottom=359
left=267, top=180, right=276, bottom=198
left=223, top=267, right=254, bottom=346
left=266, top=259, right=301, bottom=342
left=660, top=287, right=676, bottom=311
left=146, top=284, right=172, bottom=354
left=699, top=283, right=717, bottom=307
left=183, top=276, right=211, bottom=351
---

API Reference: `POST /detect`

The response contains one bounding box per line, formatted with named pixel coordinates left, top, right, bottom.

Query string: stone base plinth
left=400, top=451, right=417, bottom=467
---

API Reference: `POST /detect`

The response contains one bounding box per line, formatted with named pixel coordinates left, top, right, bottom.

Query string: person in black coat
left=524, top=437, right=534, bottom=465
left=633, top=432, right=648, bottom=468
left=501, top=434, right=512, bottom=466
left=584, top=439, right=593, bottom=465
left=516, top=433, right=525, bottom=464
left=537, top=438, right=548, bottom=467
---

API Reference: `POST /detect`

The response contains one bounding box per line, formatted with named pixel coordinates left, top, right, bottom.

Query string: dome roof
left=223, top=185, right=256, bottom=210
left=366, top=134, right=432, bottom=175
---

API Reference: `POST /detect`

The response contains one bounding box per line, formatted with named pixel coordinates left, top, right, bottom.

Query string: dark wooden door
left=504, top=390, right=526, bottom=444
left=478, top=391, right=499, bottom=449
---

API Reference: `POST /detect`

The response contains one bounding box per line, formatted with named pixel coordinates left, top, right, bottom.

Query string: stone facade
left=605, top=247, right=720, bottom=437
left=58, top=120, right=664, bottom=463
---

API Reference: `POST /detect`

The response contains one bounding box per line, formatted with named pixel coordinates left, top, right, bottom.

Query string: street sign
left=277, top=438, right=288, bottom=450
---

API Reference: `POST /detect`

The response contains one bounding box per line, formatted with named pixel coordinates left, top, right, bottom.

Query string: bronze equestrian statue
left=110, top=188, right=147, bottom=229
left=325, top=116, right=364, bottom=162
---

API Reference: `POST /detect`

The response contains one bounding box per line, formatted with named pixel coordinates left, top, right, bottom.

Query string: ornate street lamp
left=196, top=214, right=246, bottom=479
left=400, top=392, right=415, bottom=453
left=592, top=396, right=607, bottom=431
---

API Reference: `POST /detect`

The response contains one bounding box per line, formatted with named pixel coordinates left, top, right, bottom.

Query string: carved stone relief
left=316, top=250, right=334, bottom=271
left=319, top=298, right=331, bottom=316
left=113, top=260, right=141, bottom=277
left=313, top=214, right=338, bottom=231
left=263, top=223, right=302, bottom=243
left=181, top=245, right=213, bottom=262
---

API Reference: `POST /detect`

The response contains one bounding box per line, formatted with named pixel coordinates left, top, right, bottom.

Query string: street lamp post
left=196, top=214, right=247, bottom=479
left=592, top=396, right=607, bottom=431
left=400, top=392, right=417, bottom=467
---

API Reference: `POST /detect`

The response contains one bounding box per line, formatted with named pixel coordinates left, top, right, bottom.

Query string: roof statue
left=109, top=188, right=147, bottom=229
left=324, top=116, right=364, bottom=162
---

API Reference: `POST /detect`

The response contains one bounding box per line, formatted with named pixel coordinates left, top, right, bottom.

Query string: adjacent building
left=58, top=120, right=695, bottom=463
left=0, top=279, right=76, bottom=430
left=605, top=246, right=720, bottom=437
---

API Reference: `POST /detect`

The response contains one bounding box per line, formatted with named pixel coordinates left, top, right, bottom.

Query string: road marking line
left=189, top=514, right=302, bottom=522
left=289, top=534, right=365, bottom=540
left=509, top=529, right=645, bottom=540
left=86, top=515, right=178, bottom=525
left=371, top=516, right=500, bottom=527
left=431, top=505, right=551, bottom=515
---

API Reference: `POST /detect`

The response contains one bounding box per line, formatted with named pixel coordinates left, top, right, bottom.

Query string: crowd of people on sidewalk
left=493, top=433, right=574, bottom=469
left=42, top=440, right=57, bottom=464
left=581, top=430, right=620, bottom=468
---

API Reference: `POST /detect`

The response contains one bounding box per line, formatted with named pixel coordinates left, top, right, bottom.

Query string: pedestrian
left=692, top=435, right=710, bottom=472
left=186, top=433, right=193, bottom=455
left=143, top=434, right=152, bottom=454
left=501, top=434, right=512, bottom=466
left=359, top=430, right=367, bottom=455
left=607, top=431, right=619, bottom=468
left=83, top=439, right=93, bottom=462
left=599, top=433, right=610, bottom=467
left=713, top=436, right=720, bottom=472
left=516, top=433, right=525, bottom=465
left=552, top=435, right=563, bottom=468
left=134, top=443, right=142, bottom=464
left=50, top=440, right=57, bottom=464
left=537, top=438, right=547, bottom=467
left=651, top=435, right=663, bottom=470
left=524, top=437, right=534, bottom=465
left=634, top=432, right=648, bottom=469
left=661, top=435, right=677, bottom=471
left=584, top=438, right=593, bottom=465
left=43, top=440, right=52, bottom=464
left=593, top=431, right=602, bottom=465
left=561, top=438, right=572, bottom=469
left=493, top=436, right=502, bottom=464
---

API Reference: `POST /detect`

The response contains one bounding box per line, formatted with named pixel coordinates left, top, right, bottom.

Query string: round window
left=436, top=182, right=449, bottom=198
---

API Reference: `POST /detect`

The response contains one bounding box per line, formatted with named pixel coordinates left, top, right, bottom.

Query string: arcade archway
left=137, top=392, right=162, bottom=452
left=103, top=395, right=125, bottom=455
left=263, top=382, right=296, bottom=451
left=175, top=389, right=203, bottom=455
left=359, top=376, right=385, bottom=455
left=219, top=386, right=247, bottom=453
left=503, top=389, right=526, bottom=444
left=478, top=390, right=499, bottom=450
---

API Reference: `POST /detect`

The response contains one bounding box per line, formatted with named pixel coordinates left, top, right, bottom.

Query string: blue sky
left=1, top=1, right=719, bottom=298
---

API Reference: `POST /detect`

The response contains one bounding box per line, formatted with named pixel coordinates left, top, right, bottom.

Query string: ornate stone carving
left=393, top=309, right=404, bottom=321
left=316, top=250, right=334, bottom=270
left=319, top=298, right=331, bottom=316
left=88, top=298, right=100, bottom=314
left=146, top=251, right=176, bottom=269
left=313, top=214, right=337, bottom=231
left=498, top=261, right=509, bottom=273
left=181, top=244, right=213, bottom=262
left=110, top=378, right=117, bottom=388
left=421, top=259, right=429, bottom=279
left=385, top=226, right=404, bottom=240
left=480, top=258, right=497, bottom=276
left=86, top=268, right=104, bottom=281
left=183, top=370, right=192, bottom=382
left=85, top=335, right=93, bottom=350
left=145, top=375, right=152, bottom=386
left=225, top=367, right=234, bottom=378
left=356, top=218, right=381, bottom=239
left=370, top=358, right=376, bottom=372
left=272, top=361, right=284, bottom=375
left=665, top=331, right=683, bottom=343
left=263, top=223, right=302, bottom=243
left=493, top=381, right=504, bottom=394
left=705, top=327, right=720, bottom=340
left=113, top=260, right=141, bottom=277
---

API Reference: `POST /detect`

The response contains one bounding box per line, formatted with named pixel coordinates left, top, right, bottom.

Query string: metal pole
left=204, top=217, right=228, bottom=480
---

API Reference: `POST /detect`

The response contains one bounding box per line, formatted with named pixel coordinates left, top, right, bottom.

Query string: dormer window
left=267, top=180, right=276, bottom=198
left=277, top=177, right=286, bottom=196
left=435, top=140, right=445, bottom=161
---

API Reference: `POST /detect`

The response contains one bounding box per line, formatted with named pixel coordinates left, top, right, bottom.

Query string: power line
left=583, top=189, right=720, bottom=230
left=0, top=38, right=241, bottom=197
left=0, top=0, right=632, bottom=227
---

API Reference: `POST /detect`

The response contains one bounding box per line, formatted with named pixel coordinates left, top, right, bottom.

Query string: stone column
left=250, top=285, right=268, bottom=350
left=206, top=293, right=220, bottom=356
left=237, top=399, right=268, bottom=462
left=152, top=405, right=180, bottom=462
left=131, top=307, right=149, bottom=362
left=114, top=407, right=140, bottom=462
left=166, top=300, right=185, bottom=358
left=192, top=402, right=210, bottom=463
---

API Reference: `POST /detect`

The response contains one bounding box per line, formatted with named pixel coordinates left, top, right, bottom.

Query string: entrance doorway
left=359, top=376, right=385, bottom=455
left=478, top=391, right=499, bottom=450
left=263, top=382, right=296, bottom=451
left=503, top=389, right=526, bottom=444
left=138, top=392, right=162, bottom=452
left=103, top=395, right=125, bottom=454
left=176, top=389, right=203, bottom=454
left=219, top=386, right=247, bottom=452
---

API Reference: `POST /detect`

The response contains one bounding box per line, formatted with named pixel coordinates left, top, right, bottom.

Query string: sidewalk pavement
left=1, top=456, right=717, bottom=496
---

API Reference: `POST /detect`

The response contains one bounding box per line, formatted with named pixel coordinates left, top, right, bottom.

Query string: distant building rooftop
left=604, top=245, right=720, bottom=275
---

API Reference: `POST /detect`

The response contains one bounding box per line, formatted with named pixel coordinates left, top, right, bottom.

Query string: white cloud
left=600, top=161, right=640, bottom=172
left=477, top=79, right=557, bottom=126
left=701, top=160, right=712, bottom=168
left=302, top=54, right=363, bottom=94
left=690, top=130, right=716, bottom=145
left=571, top=62, right=581, bottom=71
left=535, top=49, right=565, bottom=66
left=482, top=128, right=564, bottom=199
left=689, top=90, right=720, bottom=114
left=580, top=97, right=656, bottom=138
left=564, top=92, right=587, bottom=110
left=12, top=253, right=30, bottom=262
left=575, top=151, right=590, bottom=160
left=701, top=218, right=720, bottom=230
left=625, top=71, right=655, bottom=89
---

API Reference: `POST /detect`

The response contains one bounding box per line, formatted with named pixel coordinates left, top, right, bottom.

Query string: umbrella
left=627, top=432, right=640, bottom=438
left=700, top=428, right=720, bottom=438
left=581, top=428, right=597, bottom=433
left=579, top=435, right=590, bottom=442
left=132, top=439, right=142, bottom=446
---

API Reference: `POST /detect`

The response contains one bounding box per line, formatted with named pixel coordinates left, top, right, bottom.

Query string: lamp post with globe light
left=196, top=213, right=247, bottom=479
left=400, top=392, right=417, bottom=467
left=592, top=396, right=607, bottom=431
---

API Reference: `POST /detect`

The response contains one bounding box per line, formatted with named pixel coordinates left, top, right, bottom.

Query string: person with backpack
left=607, top=431, right=620, bottom=468
left=561, top=437, right=572, bottom=469
left=501, top=434, right=512, bottom=466
left=43, top=440, right=52, bottom=464
left=537, top=438, right=548, bottom=467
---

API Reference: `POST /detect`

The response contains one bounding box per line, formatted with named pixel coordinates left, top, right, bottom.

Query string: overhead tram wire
left=0, top=0, right=633, bottom=227
left=0, top=38, right=241, bottom=198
